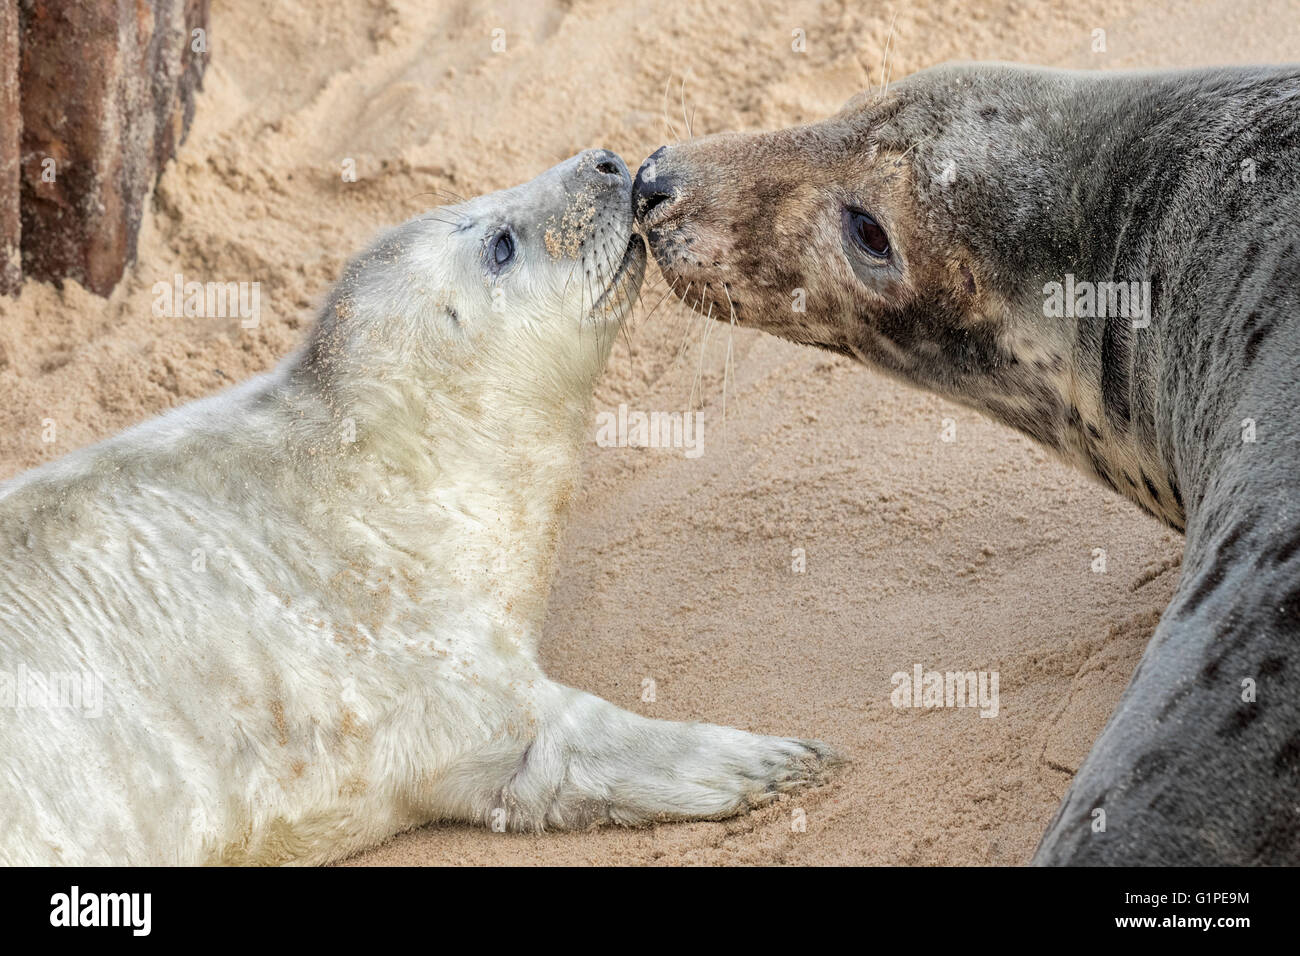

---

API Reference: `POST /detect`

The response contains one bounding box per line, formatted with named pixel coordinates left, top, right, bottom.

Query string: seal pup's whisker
left=414, top=213, right=469, bottom=230
left=600, top=243, right=638, bottom=358
left=405, top=188, right=468, bottom=207
left=592, top=246, right=617, bottom=354
left=560, top=257, right=581, bottom=307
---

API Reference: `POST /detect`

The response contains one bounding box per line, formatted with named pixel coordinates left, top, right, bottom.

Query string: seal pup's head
left=279, top=150, right=645, bottom=631
left=294, top=148, right=644, bottom=467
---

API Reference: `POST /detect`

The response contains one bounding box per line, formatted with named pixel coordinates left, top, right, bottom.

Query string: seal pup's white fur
left=0, top=151, right=833, bottom=865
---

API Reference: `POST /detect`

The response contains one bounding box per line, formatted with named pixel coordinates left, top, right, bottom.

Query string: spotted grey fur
left=636, top=63, right=1300, bottom=864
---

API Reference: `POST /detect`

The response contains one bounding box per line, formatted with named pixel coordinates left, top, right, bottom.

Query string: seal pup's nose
left=633, top=145, right=679, bottom=222
left=585, top=148, right=631, bottom=186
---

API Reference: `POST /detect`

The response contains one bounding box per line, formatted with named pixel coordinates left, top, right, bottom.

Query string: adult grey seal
left=633, top=63, right=1300, bottom=865
left=0, top=149, right=833, bottom=866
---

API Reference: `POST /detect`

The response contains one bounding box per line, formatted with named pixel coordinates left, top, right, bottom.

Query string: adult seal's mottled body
left=635, top=64, right=1300, bottom=864
left=0, top=150, right=832, bottom=866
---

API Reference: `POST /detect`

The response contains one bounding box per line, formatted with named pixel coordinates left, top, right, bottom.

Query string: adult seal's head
left=634, top=63, right=1300, bottom=530
left=633, top=63, right=1300, bottom=866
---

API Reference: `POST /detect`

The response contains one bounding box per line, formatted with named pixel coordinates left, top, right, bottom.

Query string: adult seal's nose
left=633, top=145, right=678, bottom=221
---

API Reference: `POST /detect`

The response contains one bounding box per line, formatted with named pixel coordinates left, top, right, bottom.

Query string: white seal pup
left=0, top=150, right=834, bottom=866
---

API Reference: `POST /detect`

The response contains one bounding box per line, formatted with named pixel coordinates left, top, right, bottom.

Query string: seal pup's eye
left=490, top=231, right=515, bottom=270
left=845, top=208, right=890, bottom=260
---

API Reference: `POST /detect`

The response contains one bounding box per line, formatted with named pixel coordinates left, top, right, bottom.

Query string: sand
left=1, top=0, right=1297, bottom=865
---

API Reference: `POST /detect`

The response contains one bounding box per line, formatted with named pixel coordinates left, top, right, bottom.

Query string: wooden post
left=0, top=2, right=20, bottom=296
left=18, top=0, right=210, bottom=296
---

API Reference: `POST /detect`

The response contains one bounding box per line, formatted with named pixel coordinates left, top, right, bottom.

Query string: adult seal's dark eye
left=491, top=232, right=514, bottom=268
left=846, top=208, right=890, bottom=259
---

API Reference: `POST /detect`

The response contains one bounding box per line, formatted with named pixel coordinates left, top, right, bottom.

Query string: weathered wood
left=19, top=0, right=209, bottom=296
left=0, top=2, right=19, bottom=295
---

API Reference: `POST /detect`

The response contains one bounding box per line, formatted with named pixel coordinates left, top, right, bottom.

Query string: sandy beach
left=2, top=0, right=1297, bottom=864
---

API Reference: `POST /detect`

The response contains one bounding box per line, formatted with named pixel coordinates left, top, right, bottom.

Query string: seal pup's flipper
left=430, top=682, right=837, bottom=830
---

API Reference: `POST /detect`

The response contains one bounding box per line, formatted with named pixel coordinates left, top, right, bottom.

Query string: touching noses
left=632, top=145, right=680, bottom=222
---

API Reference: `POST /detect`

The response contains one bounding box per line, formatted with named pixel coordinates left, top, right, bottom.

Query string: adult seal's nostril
left=633, top=145, right=678, bottom=221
